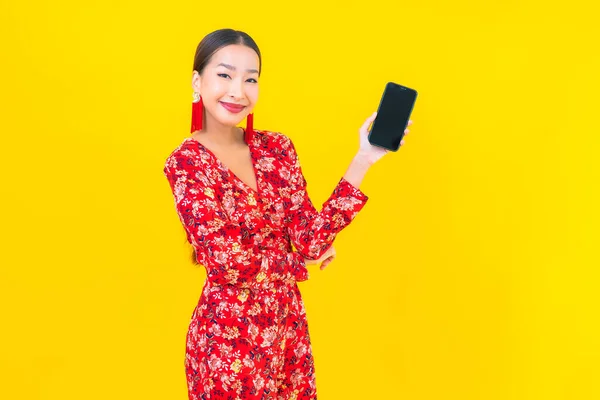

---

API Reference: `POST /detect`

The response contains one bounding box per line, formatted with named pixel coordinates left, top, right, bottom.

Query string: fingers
left=405, top=120, right=413, bottom=135
left=320, top=255, right=335, bottom=270
left=320, top=246, right=336, bottom=270
left=400, top=120, right=414, bottom=146
left=360, top=111, right=378, bottom=133
left=305, top=246, right=336, bottom=267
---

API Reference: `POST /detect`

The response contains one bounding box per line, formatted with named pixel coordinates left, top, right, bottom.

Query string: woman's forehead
left=210, top=45, right=259, bottom=70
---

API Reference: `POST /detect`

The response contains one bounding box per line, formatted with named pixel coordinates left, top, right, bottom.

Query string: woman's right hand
left=304, top=245, right=337, bottom=270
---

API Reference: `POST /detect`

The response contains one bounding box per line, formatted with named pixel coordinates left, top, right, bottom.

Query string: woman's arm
left=342, top=153, right=372, bottom=190
left=284, top=112, right=413, bottom=263
left=282, top=136, right=370, bottom=261
left=164, top=151, right=308, bottom=286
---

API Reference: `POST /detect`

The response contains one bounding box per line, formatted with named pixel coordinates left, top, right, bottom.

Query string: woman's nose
left=228, top=80, right=244, bottom=99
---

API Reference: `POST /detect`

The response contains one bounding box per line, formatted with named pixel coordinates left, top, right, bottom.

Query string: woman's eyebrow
left=216, top=63, right=259, bottom=74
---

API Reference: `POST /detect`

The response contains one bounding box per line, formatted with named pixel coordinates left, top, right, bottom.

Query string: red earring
left=245, top=112, right=254, bottom=143
left=191, top=92, right=203, bottom=133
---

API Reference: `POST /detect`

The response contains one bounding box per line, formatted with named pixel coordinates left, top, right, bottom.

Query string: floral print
left=164, top=129, right=369, bottom=399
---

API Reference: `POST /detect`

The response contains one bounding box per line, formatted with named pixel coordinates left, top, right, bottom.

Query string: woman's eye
left=218, top=73, right=230, bottom=79
left=247, top=78, right=258, bottom=83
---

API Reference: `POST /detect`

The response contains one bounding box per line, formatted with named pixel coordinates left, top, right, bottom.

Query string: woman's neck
left=193, top=122, right=244, bottom=149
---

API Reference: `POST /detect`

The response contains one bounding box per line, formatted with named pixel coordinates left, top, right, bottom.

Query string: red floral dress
left=163, top=129, right=369, bottom=399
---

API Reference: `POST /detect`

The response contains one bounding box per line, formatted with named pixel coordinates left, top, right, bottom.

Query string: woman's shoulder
left=163, top=137, right=199, bottom=174
left=253, top=129, right=295, bottom=152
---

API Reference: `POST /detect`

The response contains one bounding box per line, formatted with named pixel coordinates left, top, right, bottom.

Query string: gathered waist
left=203, top=248, right=307, bottom=291
left=204, top=275, right=297, bottom=292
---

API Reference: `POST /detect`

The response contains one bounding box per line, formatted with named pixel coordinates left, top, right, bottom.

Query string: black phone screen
left=368, top=82, right=417, bottom=151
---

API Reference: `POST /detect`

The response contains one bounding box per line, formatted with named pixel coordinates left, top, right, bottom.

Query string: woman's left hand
left=357, top=111, right=413, bottom=165
left=319, top=251, right=336, bottom=270
left=304, top=245, right=337, bottom=270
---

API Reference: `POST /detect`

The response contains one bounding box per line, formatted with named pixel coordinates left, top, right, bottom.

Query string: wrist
left=354, top=151, right=375, bottom=167
left=343, top=154, right=370, bottom=191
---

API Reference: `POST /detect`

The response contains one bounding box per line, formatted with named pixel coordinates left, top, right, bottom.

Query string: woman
left=163, top=28, right=411, bottom=400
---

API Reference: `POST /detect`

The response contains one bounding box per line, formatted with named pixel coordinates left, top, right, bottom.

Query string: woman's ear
left=191, top=70, right=202, bottom=93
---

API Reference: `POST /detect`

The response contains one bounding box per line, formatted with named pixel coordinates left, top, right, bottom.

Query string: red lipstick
left=220, top=101, right=246, bottom=113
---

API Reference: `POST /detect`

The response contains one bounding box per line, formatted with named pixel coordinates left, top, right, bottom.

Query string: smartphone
left=368, top=82, right=418, bottom=151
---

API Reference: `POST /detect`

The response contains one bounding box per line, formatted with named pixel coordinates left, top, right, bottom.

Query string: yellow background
left=1, top=0, right=599, bottom=399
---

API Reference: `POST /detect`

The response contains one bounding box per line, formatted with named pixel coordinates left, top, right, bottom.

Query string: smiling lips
left=220, top=101, right=246, bottom=113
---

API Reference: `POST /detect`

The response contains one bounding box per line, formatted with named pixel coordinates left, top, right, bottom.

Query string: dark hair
left=187, top=29, right=262, bottom=265
left=193, top=28, right=262, bottom=77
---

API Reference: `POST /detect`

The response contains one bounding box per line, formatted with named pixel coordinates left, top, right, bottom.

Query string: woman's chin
left=217, top=115, right=248, bottom=127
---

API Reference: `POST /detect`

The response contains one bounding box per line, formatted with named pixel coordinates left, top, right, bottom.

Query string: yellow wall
left=1, top=1, right=598, bottom=399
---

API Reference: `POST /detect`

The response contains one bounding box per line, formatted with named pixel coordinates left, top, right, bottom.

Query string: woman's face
left=192, top=44, right=260, bottom=129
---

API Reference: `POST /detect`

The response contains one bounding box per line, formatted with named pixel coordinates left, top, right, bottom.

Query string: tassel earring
left=191, top=92, right=203, bottom=133
left=245, top=112, right=254, bottom=143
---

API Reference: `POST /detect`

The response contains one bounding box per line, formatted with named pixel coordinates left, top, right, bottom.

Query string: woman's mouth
left=220, top=101, right=246, bottom=114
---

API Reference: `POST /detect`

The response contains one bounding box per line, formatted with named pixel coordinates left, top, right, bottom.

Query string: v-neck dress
left=163, top=129, right=369, bottom=400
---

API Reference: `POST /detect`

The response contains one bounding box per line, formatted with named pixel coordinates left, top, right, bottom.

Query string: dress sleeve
left=164, top=150, right=309, bottom=286
left=282, top=136, right=369, bottom=260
